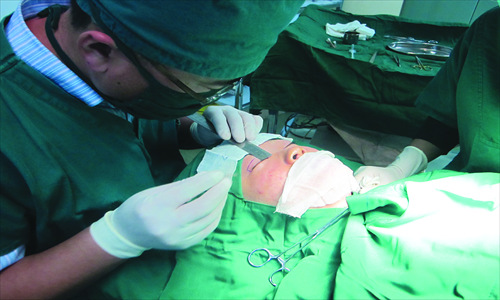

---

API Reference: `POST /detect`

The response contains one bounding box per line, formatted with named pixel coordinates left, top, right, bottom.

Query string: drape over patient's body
left=83, top=144, right=499, bottom=299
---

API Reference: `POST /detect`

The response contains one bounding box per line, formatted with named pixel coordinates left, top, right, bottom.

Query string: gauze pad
left=197, top=133, right=291, bottom=176
left=276, top=151, right=360, bottom=218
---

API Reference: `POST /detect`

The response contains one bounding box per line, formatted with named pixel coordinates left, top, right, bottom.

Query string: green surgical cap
left=76, top=0, right=304, bottom=79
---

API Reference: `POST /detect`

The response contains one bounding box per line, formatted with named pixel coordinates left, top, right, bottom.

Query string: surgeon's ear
left=77, top=30, right=117, bottom=73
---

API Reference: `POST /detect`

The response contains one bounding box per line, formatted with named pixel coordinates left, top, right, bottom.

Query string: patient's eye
left=247, top=158, right=261, bottom=172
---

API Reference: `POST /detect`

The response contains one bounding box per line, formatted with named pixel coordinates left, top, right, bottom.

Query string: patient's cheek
left=255, top=173, right=287, bottom=205
left=241, top=163, right=287, bottom=206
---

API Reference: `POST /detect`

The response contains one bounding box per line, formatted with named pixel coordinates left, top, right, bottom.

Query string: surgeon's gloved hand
left=191, top=106, right=263, bottom=146
left=354, top=146, right=428, bottom=193
left=90, top=171, right=231, bottom=259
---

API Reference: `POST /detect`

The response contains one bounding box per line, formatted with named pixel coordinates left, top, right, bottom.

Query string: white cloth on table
left=325, top=20, right=375, bottom=40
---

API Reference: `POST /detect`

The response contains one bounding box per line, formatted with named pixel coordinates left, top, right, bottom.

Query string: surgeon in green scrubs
left=0, top=0, right=304, bottom=298
left=355, top=7, right=500, bottom=190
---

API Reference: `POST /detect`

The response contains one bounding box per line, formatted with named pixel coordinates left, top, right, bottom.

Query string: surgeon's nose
left=285, top=146, right=306, bottom=164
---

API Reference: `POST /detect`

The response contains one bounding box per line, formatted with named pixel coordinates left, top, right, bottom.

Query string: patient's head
left=197, top=134, right=360, bottom=217
left=240, top=139, right=359, bottom=217
left=241, top=139, right=317, bottom=205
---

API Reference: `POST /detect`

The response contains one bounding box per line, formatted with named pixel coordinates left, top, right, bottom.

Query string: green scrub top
left=0, top=19, right=186, bottom=257
left=415, top=7, right=500, bottom=172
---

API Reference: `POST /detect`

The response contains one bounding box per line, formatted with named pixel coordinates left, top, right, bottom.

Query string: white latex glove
left=190, top=106, right=263, bottom=146
left=354, top=146, right=428, bottom=193
left=90, top=171, right=231, bottom=258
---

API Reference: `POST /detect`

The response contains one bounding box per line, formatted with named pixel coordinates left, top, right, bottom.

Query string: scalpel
left=187, top=113, right=272, bottom=161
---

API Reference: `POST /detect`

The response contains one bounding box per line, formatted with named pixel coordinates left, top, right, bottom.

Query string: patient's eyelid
left=247, top=158, right=261, bottom=172
left=248, top=142, right=293, bottom=172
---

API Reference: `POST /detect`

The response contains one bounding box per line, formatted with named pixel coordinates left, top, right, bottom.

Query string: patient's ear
left=77, top=30, right=117, bottom=73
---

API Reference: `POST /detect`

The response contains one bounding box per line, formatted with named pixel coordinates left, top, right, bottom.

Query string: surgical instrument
left=343, top=31, right=359, bottom=45
left=384, top=35, right=439, bottom=44
left=369, top=51, right=378, bottom=63
left=413, top=55, right=432, bottom=71
left=392, top=55, right=401, bottom=67
left=325, top=38, right=336, bottom=48
left=349, top=44, right=356, bottom=59
left=187, top=113, right=272, bottom=160
left=247, top=208, right=350, bottom=286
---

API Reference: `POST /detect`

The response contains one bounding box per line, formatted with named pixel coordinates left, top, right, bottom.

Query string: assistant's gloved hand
left=354, top=146, right=428, bottom=193
left=90, top=171, right=231, bottom=259
left=191, top=106, right=263, bottom=146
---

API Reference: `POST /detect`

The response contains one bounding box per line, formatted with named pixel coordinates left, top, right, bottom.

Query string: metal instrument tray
left=387, top=41, right=453, bottom=60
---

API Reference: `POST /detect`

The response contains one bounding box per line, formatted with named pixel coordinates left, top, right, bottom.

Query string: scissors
left=247, top=208, right=350, bottom=286
left=413, top=55, right=432, bottom=71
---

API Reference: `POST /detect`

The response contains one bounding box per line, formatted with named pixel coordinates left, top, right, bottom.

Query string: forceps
left=413, top=55, right=432, bottom=71
left=247, top=208, right=350, bottom=286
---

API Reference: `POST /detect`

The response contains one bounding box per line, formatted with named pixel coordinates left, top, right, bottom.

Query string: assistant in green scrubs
left=415, top=7, right=499, bottom=172
left=354, top=7, right=499, bottom=190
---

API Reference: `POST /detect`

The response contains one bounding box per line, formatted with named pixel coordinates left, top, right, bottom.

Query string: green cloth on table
left=286, top=7, right=467, bottom=73
left=250, top=6, right=468, bottom=136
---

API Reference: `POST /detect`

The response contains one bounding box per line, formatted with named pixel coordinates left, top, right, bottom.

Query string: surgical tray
left=387, top=41, right=453, bottom=60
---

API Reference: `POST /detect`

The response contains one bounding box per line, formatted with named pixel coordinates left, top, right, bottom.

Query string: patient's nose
left=285, top=146, right=306, bottom=164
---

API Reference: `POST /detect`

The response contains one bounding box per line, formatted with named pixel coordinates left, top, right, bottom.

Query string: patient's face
left=241, top=139, right=318, bottom=206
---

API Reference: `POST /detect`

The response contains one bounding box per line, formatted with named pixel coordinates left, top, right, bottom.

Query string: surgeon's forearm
left=0, top=228, right=123, bottom=299
left=410, top=138, right=443, bottom=162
